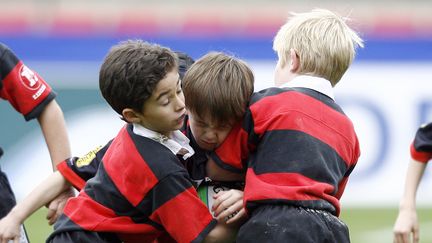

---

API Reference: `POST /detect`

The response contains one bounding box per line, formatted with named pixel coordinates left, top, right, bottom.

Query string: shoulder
left=106, top=125, right=187, bottom=178
left=0, top=42, right=9, bottom=55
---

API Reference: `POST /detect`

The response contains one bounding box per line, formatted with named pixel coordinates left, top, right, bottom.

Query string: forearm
left=399, top=159, right=427, bottom=210
left=7, top=172, right=70, bottom=224
left=37, top=100, right=71, bottom=170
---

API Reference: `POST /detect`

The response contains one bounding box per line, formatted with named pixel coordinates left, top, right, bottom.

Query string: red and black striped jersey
left=57, top=115, right=213, bottom=189
left=210, top=87, right=360, bottom=216
left=57, top=116, right=208, bottom=190
left=410, top=122, right=432, bottom=163
left=52, top=124, right=216, bottom=243
left=0, top=43, right=55, bottom=121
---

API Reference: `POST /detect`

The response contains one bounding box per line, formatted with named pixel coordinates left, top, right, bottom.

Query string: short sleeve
left=210, top=121, right=251, bottom=173
left=411, top=122, right=432, bottom=163
left=57, top=142, right=111, bottom=190
left=0, top=43, right=55, bottom=120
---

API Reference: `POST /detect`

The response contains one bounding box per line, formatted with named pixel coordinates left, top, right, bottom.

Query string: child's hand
left=46, top=187, right=74, bottom=225
left=393, top=208, right=419, bottom=243
left=211, top=189, right=246, bottom=225
left=0, top=214, right=21, bottom=243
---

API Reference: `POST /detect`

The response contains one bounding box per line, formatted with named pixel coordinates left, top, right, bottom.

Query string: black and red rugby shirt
left=57, top=115, right=211, bottom=190
left=410, top=122, right=432, bottom=163
left=210, top=84, right=360, bottom=216
left=52, top=124, right=216, bottom=243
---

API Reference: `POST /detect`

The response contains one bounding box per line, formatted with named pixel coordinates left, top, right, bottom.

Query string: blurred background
left=1, top=0, right=432, bottom=242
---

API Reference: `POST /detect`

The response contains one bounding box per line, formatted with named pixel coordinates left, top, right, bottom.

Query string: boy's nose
left=175, top=97, right=185, bottom=110
left=204, top=130, right=217, bottom=140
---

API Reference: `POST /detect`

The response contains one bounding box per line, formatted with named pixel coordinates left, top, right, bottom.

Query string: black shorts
left=0, top=168, right=16, bottom=218
left=237, top=205, right=350, bottom=243
left=47, top=230, right=121, bottom=243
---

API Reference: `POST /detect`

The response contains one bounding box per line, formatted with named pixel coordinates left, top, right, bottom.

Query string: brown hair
left=99, top=40, right=177, bottom=117
left=183, top=52, right=254, bottom=125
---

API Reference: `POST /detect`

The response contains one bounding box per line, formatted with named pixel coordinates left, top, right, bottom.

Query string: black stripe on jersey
left=249, top=87, right=287, bottom=106
left=24, top=92, right=56, bottom=121
left=126, top=125, right=187, bottom=180
left=136, top=171, right=195, bottom=213
left=209, top=152, right=245, bottom=174
left=414, top=122, right=432, bottom=152
left=47, top=214, right=82, bottom=240
left=84, top=163, right=164, bottom=230
left=246, top=198, right=337, bottom=216
left=47, top=214, right=122, bottom=243
left=344, top=164, right=356, bottom=177
left=242, top=109, right=259, bottom=147
left=250, top=130, right=348, bottom=192
left=0, top=43, right=19, bottom=86
left=69, top=140, right=112, bottom=182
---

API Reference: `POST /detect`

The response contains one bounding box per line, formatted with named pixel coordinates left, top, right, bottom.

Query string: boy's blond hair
left=183, top=52, right=254, bottom=125
left=273, top=8, right=364, bottom=86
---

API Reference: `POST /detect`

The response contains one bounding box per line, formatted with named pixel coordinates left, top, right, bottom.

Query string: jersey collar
left=132, top=123, right=195, bottom=160
left=280, top=75, right=335, bottom=100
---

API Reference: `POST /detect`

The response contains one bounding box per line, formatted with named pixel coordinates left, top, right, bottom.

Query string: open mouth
left=177, top=113, right=186, bottom=123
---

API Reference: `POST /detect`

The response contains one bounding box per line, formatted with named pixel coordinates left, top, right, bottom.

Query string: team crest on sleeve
left=19, top=65, right=42, bottom=91
left=76, top=146, right=103, bottom=167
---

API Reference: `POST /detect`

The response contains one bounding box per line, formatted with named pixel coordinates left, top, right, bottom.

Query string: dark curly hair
left=99, top=40, right=178, bottom=117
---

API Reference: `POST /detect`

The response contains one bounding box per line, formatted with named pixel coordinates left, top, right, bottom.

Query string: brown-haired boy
left=0, top=48, right=255, bottom=242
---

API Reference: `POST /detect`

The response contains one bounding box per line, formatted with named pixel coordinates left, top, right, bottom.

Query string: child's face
left=137, top=70, right=186, bottom=136
left=188, top=112, right=234, bottom=151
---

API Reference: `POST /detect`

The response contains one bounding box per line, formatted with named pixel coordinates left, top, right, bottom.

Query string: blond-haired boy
left=210, top=9, right=364, bottom=242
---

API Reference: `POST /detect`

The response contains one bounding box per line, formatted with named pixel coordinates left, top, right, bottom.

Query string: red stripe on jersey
left=334, top=176, right=349, bottom=202
left=149, top=186, right=215, bottom=243
left=410, top=142, right=431, bottom=163
left=65, top=191, right=158, bottom=234
left=1, top=61, right=53, bottom=115
left=103, top=126, right=159, bottom=206
left=213, top=122, right=249, bottom=171
left=250, top=91, right=358, bottom=166
left=245, top=168, right=341, bottom=214
left=57, top=160, right=86, bottom=190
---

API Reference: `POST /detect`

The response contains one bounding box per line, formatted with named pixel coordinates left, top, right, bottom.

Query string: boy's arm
left=393, top=159, right=427, bottom=243
left=44, top=144, right=109, bottom=224
left=209, top=121, right=252, bottom=174
left=37, top=99, right=71, bottom=169
left=394, top=123, right=432, bottom=243
left=37, top=100, right=74, bottom=224
left=0, top=171, right=70, bottom=242
left=57, top=143, right=110, bottom=190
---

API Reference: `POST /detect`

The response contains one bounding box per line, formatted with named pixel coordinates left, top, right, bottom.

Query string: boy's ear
left=122, top=108, right=141, bottom=123
left=289, top=48, right=300, bottom=72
